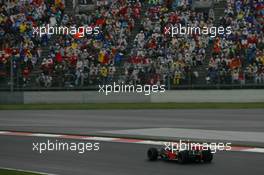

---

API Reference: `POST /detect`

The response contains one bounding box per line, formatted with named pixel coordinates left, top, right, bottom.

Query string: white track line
left=241, top=148, right=264, bottom=153
left=84, top=137, right=118, bottom=141
left=32, top=133, right=63, bottom=138
left=0, top=131, right=8, bottom=134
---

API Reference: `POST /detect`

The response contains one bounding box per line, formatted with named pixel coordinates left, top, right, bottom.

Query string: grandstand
left=0, top=0, right=263, bottom=91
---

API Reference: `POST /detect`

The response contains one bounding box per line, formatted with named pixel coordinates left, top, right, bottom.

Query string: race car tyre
left=178, top=150, right=189, bottom=164
left=202, top=149, right=213, bottom=163
left=147, top=148, right=158, bottom=161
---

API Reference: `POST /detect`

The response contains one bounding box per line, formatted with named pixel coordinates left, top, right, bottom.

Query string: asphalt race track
left=0, top=135, right=263, bottom=175
left=0, top=109, right=264, bottom=134
left=0, top=109, right=264, bottom=174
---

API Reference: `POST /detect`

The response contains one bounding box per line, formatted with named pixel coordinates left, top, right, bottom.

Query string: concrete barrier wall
left=151, top=90, right=264, bottom=103
left=23, top=91, right=150, bottom=104
left=1, top=90, right=264, bottom=104
left=0, top=92, right=23, bottom=104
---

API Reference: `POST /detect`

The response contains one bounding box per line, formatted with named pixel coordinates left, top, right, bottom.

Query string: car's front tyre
left=202, top=149, right=213, bottom=163
left=147, top=148, right=158, bottom=161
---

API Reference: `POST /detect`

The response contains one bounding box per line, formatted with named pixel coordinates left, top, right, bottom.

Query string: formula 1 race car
left=147, top=145, right=213, bottom=164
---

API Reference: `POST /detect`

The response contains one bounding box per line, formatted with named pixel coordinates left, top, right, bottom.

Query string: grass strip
left=0, top=103, right=263, bottom=110
left=0, top=169, right=42, bottom=175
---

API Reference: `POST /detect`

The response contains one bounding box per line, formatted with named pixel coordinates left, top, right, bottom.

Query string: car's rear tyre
left=178, top=150, right=189, bottom=164
left=147, top=148, right=158, bottom=161
left=202, top=149, right=213, bottom=163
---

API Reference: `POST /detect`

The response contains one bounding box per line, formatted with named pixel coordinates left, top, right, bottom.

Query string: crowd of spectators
left=0, top=0, right=264, bottom=89
left=37, top=0, right=142, bottom=87
left=207, top=0, right=264, bottom=85
left=0, top=0, right=65, bottom=87
left=125, top=0, right=210, bottom=87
